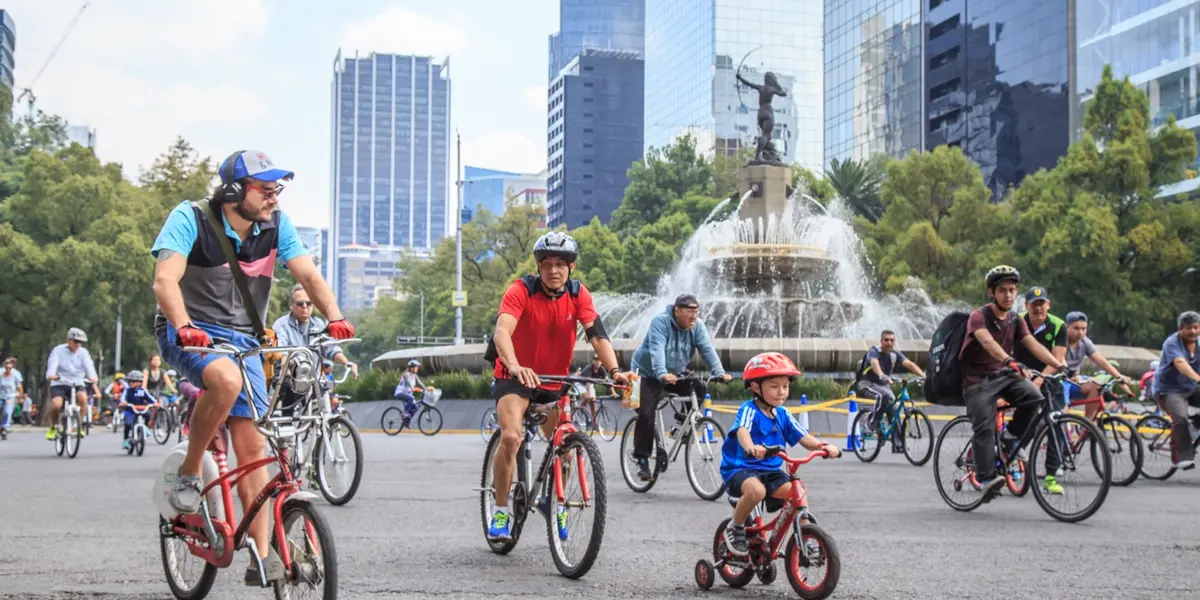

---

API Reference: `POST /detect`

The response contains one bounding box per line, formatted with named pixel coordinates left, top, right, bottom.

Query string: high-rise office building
left=66, top=124, right=96, bottom=149
left=329, top=50, right=450, bottom=310
left=548, top=0, right=645, bottom=80
left=547, top=50, right=644, bottom=228
left=295, top=226, right=329, bottom=278
left=461, top=166, right=547, bottom=223
left=0, top=10, right=14, bottom=92
left=1077, top=0, right=1200, bottom=197
left=643, top=0, right=823, bottom=167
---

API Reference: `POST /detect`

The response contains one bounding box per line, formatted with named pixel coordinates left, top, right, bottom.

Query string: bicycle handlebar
left=761, top=445, right=832, bottom=466
left=539, top=374, right=630, bottom=389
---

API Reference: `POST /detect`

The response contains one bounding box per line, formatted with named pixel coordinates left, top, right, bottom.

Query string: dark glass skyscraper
left=548, top=0, right=645, bottom=80
left=0, top=10, right=15, bottom=92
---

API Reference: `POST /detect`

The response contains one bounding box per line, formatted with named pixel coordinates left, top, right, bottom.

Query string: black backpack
left=923, top=311, right=971, bottom=406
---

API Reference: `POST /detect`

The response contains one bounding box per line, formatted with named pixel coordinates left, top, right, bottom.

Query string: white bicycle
left=124, top=404, right=153, bottom=457
left=294, top=361, right=364, bottom=506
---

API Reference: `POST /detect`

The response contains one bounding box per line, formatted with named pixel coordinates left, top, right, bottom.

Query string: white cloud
left=340, top=8, right=469, bottom=58
left=522, top=84, right=548, bottom=112
left=462, top=131, right=545, bottom=175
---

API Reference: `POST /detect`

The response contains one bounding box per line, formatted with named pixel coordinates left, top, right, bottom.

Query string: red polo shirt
left=493, top=278, right=598, bottom=391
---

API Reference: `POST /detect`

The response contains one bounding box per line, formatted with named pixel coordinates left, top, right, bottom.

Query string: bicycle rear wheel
left=594, top=407, right=616, bottom=442
left=154, top=413, right=172, bottom=445
left=547, top=432, right=606, bottom=579
left=1136, top=414, right=1176, bottom=480
left=932, top=416, right=986, bottom=512
left=159, top=516, right=218, bottom=600
left=55, top=416, right=66, bottom=456
left=380, top=406, right=404, bottom=436
left=684, top=417, right=727, bottom=501
left=480, top=408, right=499, bottom=443
left=272, top=500, right=337, bottom=600
left=314, top=416, right=364, bottom=506
left=1029, top=414, right=1110, bottom=523
left=480, top=430, right=524, bottom=554
left=418, top=406, right=443, bottom=436
left=850, top=411, right=883, bottom=463
left=1096, top=414, right=1142, bottom=487
left=66, top=413, right=81, bottom=459
left=901, top=409, right=935, bottom=467
left=135, top=427, right=146, bottom=456
left=618, top=418, right=657, bottom=493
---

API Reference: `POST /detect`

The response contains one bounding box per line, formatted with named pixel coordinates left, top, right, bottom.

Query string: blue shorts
left=156, top=321, right=267, bottom=420
left=124, top=407, right=153, bottom=426
left=725, top=469, right=791, bottom=498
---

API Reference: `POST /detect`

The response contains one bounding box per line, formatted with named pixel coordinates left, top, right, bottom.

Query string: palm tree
left=826, top=157, right=885, bottom=222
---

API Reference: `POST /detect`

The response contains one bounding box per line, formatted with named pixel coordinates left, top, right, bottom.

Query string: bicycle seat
left=726, top=492, right=786, bottom=513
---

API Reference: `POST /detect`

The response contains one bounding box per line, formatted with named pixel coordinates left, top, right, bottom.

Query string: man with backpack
left=925, top=265, right=1069, bottom=502
left=854, top=331, right=925, bottom=450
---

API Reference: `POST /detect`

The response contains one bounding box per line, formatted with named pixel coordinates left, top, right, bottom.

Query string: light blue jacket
left=631, top=306, right=725, bottom=380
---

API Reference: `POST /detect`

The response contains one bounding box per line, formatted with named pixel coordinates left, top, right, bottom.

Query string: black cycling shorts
left=493, top=377, right=561, bottom=405
left=50, top=384, right=85, bottom=400
left=725, top=469, right=791, bottom=498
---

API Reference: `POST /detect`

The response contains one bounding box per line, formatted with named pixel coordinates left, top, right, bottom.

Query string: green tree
left=609, top=134, right=713, bottom=235
left=825, top=156, right=886, bottom=222
left=792, top=166, right=837, bottom=205
left=568, top=216, right=624, bottom=292
left=139, top=137, right=217, bottom=207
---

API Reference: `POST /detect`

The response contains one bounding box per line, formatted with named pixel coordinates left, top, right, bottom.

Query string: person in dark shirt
left=579, top=354, right=607, bottom=424
left=1014, top=286, right=1067, bottom=404
left=855, top=331, right=925, bottom=451
left=961, top=266, right=1068, bottom=501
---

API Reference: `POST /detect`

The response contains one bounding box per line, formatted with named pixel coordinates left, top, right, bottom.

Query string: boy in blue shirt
left=120, top=370, right=157, bottom=450
left=721, top=352, right=841, bottom=557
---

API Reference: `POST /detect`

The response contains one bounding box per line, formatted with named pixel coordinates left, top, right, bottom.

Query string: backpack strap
left=192, top=198, right=270, bottom=345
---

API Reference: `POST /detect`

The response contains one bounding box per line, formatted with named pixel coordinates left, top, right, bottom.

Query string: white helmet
left=1150, top=360, right=1160, bottom=371
left=66, top=327, right=88, bottom=343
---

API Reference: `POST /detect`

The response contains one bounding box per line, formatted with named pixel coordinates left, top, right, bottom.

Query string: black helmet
left=985, top=265, right=1020, bottom=289
left=533, top=231, right=578, bottom=264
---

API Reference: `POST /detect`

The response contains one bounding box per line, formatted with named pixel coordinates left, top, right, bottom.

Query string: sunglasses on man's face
left=248, top=183, right=285, bottom=199
left=294, top=301, right=313, bottom=308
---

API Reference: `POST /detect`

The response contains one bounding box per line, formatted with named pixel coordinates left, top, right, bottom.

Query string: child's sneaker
left=487, top=509, right=512, bottom=541
left=724, top=525, right=749, bottom=557
left=804, top=537, right=822, bottom=557
left=123, top=439, right=130, bottom=451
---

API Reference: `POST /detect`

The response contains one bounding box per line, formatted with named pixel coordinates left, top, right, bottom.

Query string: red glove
left=326, top=319, right=355, bottom=340
left=176, top=324, right=211, bottom=348
left=1004, top=358, right=1024, bottom=374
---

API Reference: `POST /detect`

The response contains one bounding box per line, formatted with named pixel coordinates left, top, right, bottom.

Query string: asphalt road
left=1, top=427, right=1198, bottom=599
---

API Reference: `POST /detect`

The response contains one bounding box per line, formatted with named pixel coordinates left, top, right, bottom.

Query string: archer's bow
left=736, top=46, right=762, bottom=111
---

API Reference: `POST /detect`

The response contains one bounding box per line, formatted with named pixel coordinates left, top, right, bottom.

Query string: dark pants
left=632, top=378, right=706, bottom=460
left=965, top=373, right=1045, bottom=481
left=1158, top=388, right=1200, bottom=463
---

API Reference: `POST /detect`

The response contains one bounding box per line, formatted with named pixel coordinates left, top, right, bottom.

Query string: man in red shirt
left=486, top=231, right=628, bottom=541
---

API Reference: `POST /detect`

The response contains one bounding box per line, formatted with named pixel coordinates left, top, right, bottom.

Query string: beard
left=234, top=199, right=272, bottom=223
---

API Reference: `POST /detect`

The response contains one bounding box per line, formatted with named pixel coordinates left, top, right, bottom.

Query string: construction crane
left=15, top=2, right=91, bottom=113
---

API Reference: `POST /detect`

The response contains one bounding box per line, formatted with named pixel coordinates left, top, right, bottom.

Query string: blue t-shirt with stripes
left=720, top=399, right=809, bottom=481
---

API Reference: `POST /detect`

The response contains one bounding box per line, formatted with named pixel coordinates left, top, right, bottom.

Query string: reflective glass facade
left=549, top=0, right=646, bottom=80
left=548, top=51, right=644, bottom=228
left=0, top=10, right=14, bottom=91
left=824, top=0, right=924, bottom=165
left=329, top=52, right=450, bottom=309
left=462, top=166, right=547, bottom=222
left=644, top=0, right=823, bottom=167
left=924, top=0, right=1072, bottom=197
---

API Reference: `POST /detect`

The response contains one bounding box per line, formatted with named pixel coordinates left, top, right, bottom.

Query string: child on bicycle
left=720, top=352, right=841, bottom=557
left=120, top=370, right=157, bottom=450
left=393, top=359, right=426, bottom=428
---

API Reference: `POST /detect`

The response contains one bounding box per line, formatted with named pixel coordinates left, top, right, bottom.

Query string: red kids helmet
left=743, top=352, right=802, bottom=388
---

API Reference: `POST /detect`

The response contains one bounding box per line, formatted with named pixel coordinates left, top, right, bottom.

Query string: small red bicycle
left=694, top=446, right=841, bottom=599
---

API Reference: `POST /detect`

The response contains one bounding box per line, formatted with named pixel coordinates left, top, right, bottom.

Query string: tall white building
left=66, top=124, right=97, bottom=149
left=329, top=50, right=451, bottom=310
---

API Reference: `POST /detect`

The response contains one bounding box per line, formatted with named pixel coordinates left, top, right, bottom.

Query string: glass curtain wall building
left=644, top=0, right=823, bottom=167
left=0, top=10, right=14, bottom=91
left=549, top=0, right=646, bottom=79
left=1077, top=0, right=1200, bottom=197
left=329, top=51, right=450, bottom=310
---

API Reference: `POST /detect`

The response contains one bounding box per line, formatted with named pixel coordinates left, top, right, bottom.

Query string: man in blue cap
left=151, top=150, right=355, bottom=585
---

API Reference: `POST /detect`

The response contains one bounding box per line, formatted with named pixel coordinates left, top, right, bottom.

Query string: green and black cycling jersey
left=1013, top=312, right=1066, bottom=372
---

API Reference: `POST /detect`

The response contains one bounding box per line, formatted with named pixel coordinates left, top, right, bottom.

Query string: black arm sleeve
left=584, top=316, right=609, bottom=342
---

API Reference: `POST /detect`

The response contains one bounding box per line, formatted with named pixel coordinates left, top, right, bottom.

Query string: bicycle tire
left=572, top=408, right=591, bottom=435
left=546, top=432, right=606, bottom=579
left=1028, top=414, right=1110, bottom=523
left=154, top=413, right=172, bottom=445
left=136, top=426, right=146, bottom=457
left=785, top=523, right=841, bottom=600
left=712, top=518, right=755, bottom=587
left=55, top=415, right=66, bottom=456
left=901, top=409, right=935, bottom=467
left=314, top=416, right=364, bottom=506
left=595, top=407, right=616, bottom=442
left=380, top=406, right=404, bottom=436
left=850, top=411, right=882, bottom=463
left=1006, top=459, right=1030, bottom=497
left=66, top=413, right=81, bottom=459
left=272, top=499, right=337, bottom=600
left=932, top=416, right=986, bottom=512
left=1097, top=414, right=1142, bottom=487
left=480, top=429, right=522, bottom=555
left=1135, top=414, right=1176, bottom=480
left=618, top=418, right=656, bottom=493
left=159, top=516, right=218, bottom=600
left=480, top=408, right=499, bottom=443
left=684, top=416, right=727, bottom=501
left=418, top=406, right=443, bottom=436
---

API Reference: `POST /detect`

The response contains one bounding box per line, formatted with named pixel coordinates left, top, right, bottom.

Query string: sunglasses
left=248, top=183, right=285, bottom=199
left=293, top=301, right=313, bottom=307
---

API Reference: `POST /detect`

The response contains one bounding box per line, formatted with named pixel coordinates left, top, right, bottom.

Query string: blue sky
left=5, top=0, right=558, bottom=228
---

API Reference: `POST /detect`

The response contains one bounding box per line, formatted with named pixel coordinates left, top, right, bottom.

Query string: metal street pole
left=420, top=292, right=425, bottom=342
left=454, top=132, right=464, bottom=346
left=114, top=303, right=123, bottom=374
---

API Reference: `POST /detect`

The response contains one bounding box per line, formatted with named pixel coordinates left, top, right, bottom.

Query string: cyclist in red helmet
left=719, top=352, right=840, bottom=557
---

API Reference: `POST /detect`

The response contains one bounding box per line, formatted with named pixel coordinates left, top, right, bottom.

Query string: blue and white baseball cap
left=220, top=150, right=294, bottom=184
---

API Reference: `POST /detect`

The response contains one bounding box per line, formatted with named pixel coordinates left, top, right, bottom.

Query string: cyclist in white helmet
left=44, top=328, right=99, bottom=440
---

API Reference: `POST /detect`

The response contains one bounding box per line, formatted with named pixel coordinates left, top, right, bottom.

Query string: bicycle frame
left=965, top=374, right=1073, bottom=484
left=724, top=450, right=827, bottom=568
left=655, top=391, right=708, bottom=463
left=873, top=380, right=920, bottom=440
left=522, top=392, right=593, bottom=509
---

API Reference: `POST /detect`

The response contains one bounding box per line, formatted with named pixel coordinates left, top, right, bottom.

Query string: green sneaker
left=45, top=426, right=57, bottom=440
left=554, top=506, right=569, bottom=541
left=1044, top=475, right=1064, bottom=495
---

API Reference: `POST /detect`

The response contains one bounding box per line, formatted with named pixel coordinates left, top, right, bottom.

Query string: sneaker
left=554, top=506, right=569, bottom=541
left=243, top=547, right=285, bottom=586
left=1000, top=432, right=1027, bottom=462
left=0, top=428, right=7, bottom=441
left=803, top=537, right=822, bottom=557
left=636, top=458, right=653, bottom=481
left=168, top=471, right=204, bottom=514
left=1175, top=459, right=1196, bottom=471
left=122, top=439, right=130, bottom=450
left=1043, top=475, right=1064, bottom=495
left=487, top=509, right=512, bottom=541
left=724, top=525, right=749, bottom=557
left=45, top=426, right=56, bottom=440
left=977, top=475, right=1006, bottom=503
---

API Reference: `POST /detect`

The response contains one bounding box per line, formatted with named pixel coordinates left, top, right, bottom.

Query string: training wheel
left=757, top=563, right=777, bottom=585
left=695, top=559, right=715, bottom=590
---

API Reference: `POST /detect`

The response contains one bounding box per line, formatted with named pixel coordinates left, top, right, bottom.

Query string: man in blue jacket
left=630, top=294, right=731, bottom=480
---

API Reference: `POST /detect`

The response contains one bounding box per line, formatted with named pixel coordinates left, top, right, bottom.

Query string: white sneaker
left=1175, top=459, right=1196, bottom=471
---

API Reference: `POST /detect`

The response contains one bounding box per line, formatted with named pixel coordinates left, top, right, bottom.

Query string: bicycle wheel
left=594, top=407, right=616, bottom=442
left=66, top=413, right=81, bottom=459
left=618, top=418, right=656, bottom=493
left=901, top=409, right=935, bottom=467
left=159, top=516, right=218, bottom=600
left=272, top=500, right=337, bottom=600
left=1136, top=414, right=1176, bottom=480
left=55, top=416, right=66, bottom=456
left=850, top=411, right=883, bottom=463
left=1096, top=414, right=1142, bottom=487
left=135, top=426, right=146, bottom=456
left=785, top=523, right=841, bottom=600
left=571, top=408, right=591, bottom=434
left=380, top=406, right=404, bottom=436
left=712, top=518, right=755, bottom=587
left=547, top=432, right=606, bottom=579
left=684, top=416, right=727, bottom=501
left=480, top=408, right=499, bottom=443
left=154, top=413, right=172, bottom=445
left=418, top=406, right=443, bottom=436
left=932, top=416, right=986, bottom=512
left=314, top=416, right=363, bottom=506
left=1028, top=414, right=1110, bottom=523
left=480, top=430, right=523, bottom=555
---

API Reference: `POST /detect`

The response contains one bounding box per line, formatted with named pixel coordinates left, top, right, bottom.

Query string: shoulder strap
left=194, top=199, right=269, bottom=344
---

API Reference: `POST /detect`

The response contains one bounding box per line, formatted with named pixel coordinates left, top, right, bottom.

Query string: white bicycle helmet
left=533, top=231, right=579, bottom=264
left=126, top=370, right=145, bottom=382
left=66, top=327, right=88, bottom=343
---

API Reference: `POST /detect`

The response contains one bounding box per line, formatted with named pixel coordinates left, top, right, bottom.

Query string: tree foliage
left=825, top=156, right=886, bottom=221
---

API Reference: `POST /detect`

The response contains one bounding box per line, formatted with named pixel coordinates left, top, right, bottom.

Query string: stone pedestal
left=738, top=164, right=791, bottom=229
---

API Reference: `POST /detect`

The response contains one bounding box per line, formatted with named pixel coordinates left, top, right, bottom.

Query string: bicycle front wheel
left=547, top=432, right=606, bottom=579
left=272, top=500, right=337, bottom=600
left=480, top=408, right=499, bottom=443
left=618, top=418, right=656, bottom=493
left=380, top=406, right=404, bottom=436
left=1028, top=414, right=1110, bottom=523
left=684, top=417, right=727, bottom=501
left=1136, top=414, right=1175, bottom=480
left=901, top=409, right=935, bottom=467
left=154, top=413, right=172, bottom=445
left=315, top=416, right=364, bottom=506
left=418, top=406, right=443, bottom=436
left=594, top=407, right=616, bottom=442
left=1097, top=414, right=1142, bottom=487
left=135, top=427, right=146, bottom=456
left=66, top=414, right=81, bottom=459
left=850, top=411, right=882, bottom=463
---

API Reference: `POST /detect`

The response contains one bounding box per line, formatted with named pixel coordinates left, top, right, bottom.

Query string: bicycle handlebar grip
left=762, top=445, right=785, bottom=456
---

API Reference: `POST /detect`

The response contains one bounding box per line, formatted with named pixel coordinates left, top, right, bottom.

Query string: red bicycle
left=157, top=339, right=345, bottom=599
left=694, top=447, right=841, bottom=599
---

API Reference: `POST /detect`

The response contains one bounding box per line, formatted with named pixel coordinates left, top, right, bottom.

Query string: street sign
left=452, top=291, right=468, bottom=307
